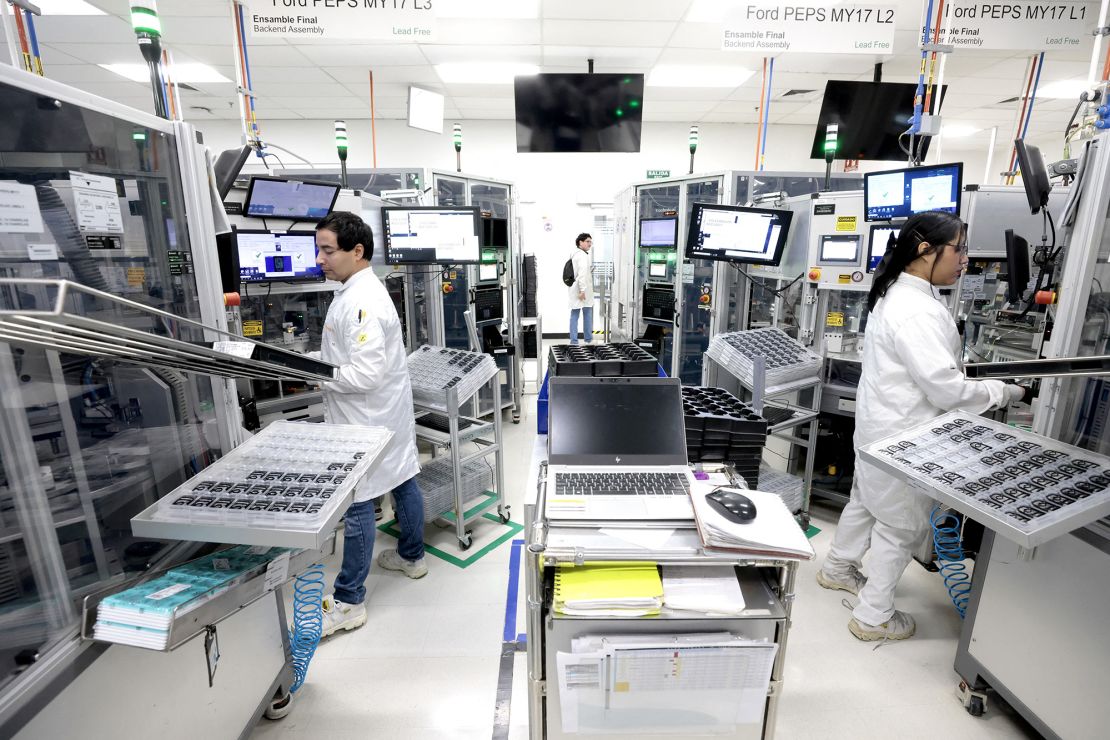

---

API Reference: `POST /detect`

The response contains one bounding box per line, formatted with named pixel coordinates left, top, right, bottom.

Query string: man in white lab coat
left=568, top=232, right=594, bottom=344
left=313, top=211, right=427, bottom=638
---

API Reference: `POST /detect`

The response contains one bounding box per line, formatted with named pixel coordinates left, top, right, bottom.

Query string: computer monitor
left=818, top=235, right=861, bottom=265
left=214, top=145, right=251, bottom=200
left=867, top=225, right=899, bottom=272
left=639, top=217, right=678, bottom=249
left=641, top=284, right=676, bottom=325
left=481, top=217, right=509, bottom=248
left=685, top=204, right=794, bottom=266
left=477, top=262, right=499, bottom=282
left=1014, top=139, right=1051, bottom=214
left=243, top=176, right=340, bottom=220
left=381, top=206, right=481, bottom=264
left=864, top=162, right=963, bottom=221
left=1004, top=229, right=1031, bottom=304
left=235, top=229, right=323, bottom=283
left=648, top=261, right=667, bottom=278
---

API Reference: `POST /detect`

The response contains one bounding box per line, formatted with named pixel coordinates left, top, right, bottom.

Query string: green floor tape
left=806, top=525, right=821, bottom=538
left=378, top=493, right=523, bottom=568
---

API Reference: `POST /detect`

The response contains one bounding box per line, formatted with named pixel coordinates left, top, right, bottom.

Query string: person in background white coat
left=816, top=211, right=1029, bottom=642
left=313, top=211, right=428, bottom=638
left=568, top=232, right=594, bottom=344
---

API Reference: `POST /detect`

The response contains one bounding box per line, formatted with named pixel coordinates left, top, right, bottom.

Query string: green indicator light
left=667, top=253, right=677, bottom=263
left=629, top=100, right=639, bottom=108
left=132, top=132, right=146, bottom=141
left=622, top=77, right=631, bottom=84
left=130, top=7, right=161, bottom=36
left=615, top=108, right=624, bottom=117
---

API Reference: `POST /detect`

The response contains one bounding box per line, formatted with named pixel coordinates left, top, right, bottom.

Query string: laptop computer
left=545, top=376, right=695, bottom=525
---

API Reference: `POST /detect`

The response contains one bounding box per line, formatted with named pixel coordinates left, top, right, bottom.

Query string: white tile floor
left=250, top=382, right=1041, bottom=740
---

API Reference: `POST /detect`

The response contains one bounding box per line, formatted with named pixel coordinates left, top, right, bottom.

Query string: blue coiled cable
left=289, top=563, right=325, bottom=693
left=931, top=506, right=971, bottom=618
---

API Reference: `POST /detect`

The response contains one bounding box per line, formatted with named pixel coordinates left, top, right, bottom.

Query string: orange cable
left=754, top=58, right=767, bottom=170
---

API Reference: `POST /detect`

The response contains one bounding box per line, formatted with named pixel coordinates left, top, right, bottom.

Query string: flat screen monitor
left=514, top=73, right=645, bottom=153
left=381, top=206, right=481, bottom=264
left=481, top=217, right=509, bottom=248
left=810, top=80, right=946, bottom=161
left=864, top=163, right=962, bottom=221
left=818, top=235, right=861, bottom=265
left=235, top=229, right=323, bottom=283
left=1015, top=139, right=1051, bottom=214
left=478, top=262, right=499, bottom=282
left=214, top=145, right=251, bottom=200
left=685, top=204, right=793, bottom=267
left=243, top=176, right=340, bottom=220
left=867, top=225, right=899, bottom=272
left=639, top=217, right=678, bottom=249
left=1004, top=229, right=1031, bottom=304
left=648, top=261, right=667, bottom=278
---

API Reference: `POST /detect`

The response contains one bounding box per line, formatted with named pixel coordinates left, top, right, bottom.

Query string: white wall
left=194, top=116, right=1006, bottom=327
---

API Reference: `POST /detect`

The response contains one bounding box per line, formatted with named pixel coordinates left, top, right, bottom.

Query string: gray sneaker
left=816, top=566, right=867, bottom=595
left=377, top=549, right=428, bottom=579
left=849, top=610, right=916, bottom=642
left=320, top=595, right=367, bottom=638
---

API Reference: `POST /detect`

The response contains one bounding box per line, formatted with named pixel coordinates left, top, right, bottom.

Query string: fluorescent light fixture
left=942, top=123, right=982, bottom=138
left=1036, top=79, right=1089, bottom=99
left=648, top=64, right=754, bottom=88
left=100, top=63, right=233, bottom=84
left=409, top=86, right=445, bottom=133
left=435, top=62, right=540, bottom=84
left=436, top=0, right=538, bottom=19
left=36, top=0, right=107, bottom=14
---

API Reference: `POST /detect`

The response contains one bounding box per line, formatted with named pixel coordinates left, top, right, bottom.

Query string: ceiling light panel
left=100, top=63, right=233, bottom=83
left=648, top=64, right=754, bottom=88
left=34, top=0, right=106, bottom=14
left=435, top=63, right=540, bottom=84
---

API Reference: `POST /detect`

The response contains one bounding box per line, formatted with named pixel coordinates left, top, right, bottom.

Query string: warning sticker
left=242, top=320, right=263, bottom=337
left=126, top=267, right=145, bottom=286
left=826, top=312, right=845, bottom=327
left=835, top=216, right=857, bottom=232
left=837, top=274, right=852, bottom=285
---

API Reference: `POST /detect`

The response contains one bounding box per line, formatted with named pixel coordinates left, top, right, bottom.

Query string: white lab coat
left=854, top=272, right=1010, bottom=530
left=317, top=267, right=420, bottom=502
left=567, top=248, right=593, bottom=309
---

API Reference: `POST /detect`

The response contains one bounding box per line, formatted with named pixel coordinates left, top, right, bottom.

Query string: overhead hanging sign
left=245, top=0, right=435, bottom=41
left=722, top=4, right=898, bottom=54
left=929, top=2, right=1096, bottom=51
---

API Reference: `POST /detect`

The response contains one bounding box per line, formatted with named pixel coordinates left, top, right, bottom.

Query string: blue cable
left=1020, top=53, right=1045, bottom=141
left=931, top=506, right=971, bottom=618
left=759, top=58, right=774, bottom=171
left=911, top=0, right=936, bottom=136
left=288, top=563, right=325, bottom=693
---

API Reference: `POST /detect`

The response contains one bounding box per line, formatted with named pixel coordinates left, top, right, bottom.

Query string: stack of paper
left=662, top=565, right=747, bottom=615
left=553, top=563, right=663, bottom=617
left=93, top=545, right=289, bottom=649
left=691, top=488, right=815, bottom=560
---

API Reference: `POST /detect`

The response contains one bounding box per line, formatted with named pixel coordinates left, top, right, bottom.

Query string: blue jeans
left=569, top=306, right=593, bottom=344
left=333, top=476, right=426, bottom=605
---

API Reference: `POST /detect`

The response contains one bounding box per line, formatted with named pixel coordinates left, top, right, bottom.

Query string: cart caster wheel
left=459, top=531, right=473, bottom=550
left=265, top=691, right=293, bottom=720
left=967, top=696, right=985, bottom=717
left=498, top=506, right=511, bottom=524
left=512, top=415, right=521, bottom=424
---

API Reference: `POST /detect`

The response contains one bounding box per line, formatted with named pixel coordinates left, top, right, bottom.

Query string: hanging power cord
left=730, top=262, right=804, bottom=297
left=930, top=506, right=971, bottom=618
left=288, top=563, right=326, bottom=693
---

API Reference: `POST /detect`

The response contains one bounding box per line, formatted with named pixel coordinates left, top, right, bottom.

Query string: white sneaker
left=816, top=566, right=867, bottom=595
left=849, top=610, right=916, bottom=642
left=377, top=549, right=429, bottom=579
left=320, top=595, right=366, bottom=638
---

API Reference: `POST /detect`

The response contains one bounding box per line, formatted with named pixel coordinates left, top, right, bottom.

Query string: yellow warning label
left=838, top=274, right=852, bottom=285
left=242, top=320, right=263, bottom=337
left=826, top=312, right=845, bottom=327
left=614, top=681, right=630, bottom=693
left=126, top=267, right=145, bottom=286
left=835, top=216, right=857, bottom=232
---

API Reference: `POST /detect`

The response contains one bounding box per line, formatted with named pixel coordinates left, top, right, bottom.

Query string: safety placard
left=245, top=0, right=435, bottom=41
left=126, top=268, right=145, bottom=286
left=723, top=4, right=898, bottom=54
left=0, top=181, right=44, bottom=234
left=242, top=320, right=264, bottom=337
left=826, top=311, right=845, bottom=327
left=835, top=216, right=858, bottom=232
left=70, top=171, right=124, bottom=234
left=931, top=1, right=1096, bottom=51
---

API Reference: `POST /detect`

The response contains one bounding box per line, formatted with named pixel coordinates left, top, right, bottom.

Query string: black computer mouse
left=706, top=490, right=757, bottom=523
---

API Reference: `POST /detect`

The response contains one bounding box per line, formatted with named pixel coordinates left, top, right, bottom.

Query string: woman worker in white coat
left=816, top=210, right=1028, bottom=642
left=311, top=211, right=427, bottom=638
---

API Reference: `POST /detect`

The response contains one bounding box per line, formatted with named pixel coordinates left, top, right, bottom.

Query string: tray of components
left=131, top=421, right=392, bottom=549
left=407, top=345, right=500, bottom=410
left=683, top=386, right=769, bottom=488
left=548, top=342, right=658, bottom=377
left=416, top=454, right=495, bottom=523
left=858, top=411, right=1110, bottom=548
left=706, top=328, right=822, bottom=388
left=757, top=465, right=805, bottom=514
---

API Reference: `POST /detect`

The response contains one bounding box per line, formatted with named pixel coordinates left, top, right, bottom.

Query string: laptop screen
left=548, top=377, right=688, bottom=466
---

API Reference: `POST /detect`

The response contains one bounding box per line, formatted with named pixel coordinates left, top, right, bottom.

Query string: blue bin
left=537, top=371, right=549, bottom=434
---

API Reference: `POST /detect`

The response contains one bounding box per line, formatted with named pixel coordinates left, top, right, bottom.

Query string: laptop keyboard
left=555, top=472, right=690, bottom=496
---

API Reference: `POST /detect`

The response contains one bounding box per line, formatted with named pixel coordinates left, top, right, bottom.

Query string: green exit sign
left=646, top=169, right=671, bottom=179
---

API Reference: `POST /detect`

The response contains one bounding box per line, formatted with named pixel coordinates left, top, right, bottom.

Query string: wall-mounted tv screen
left=243, top=176, right=340, bottom=220
left=810, top=80, right=947, bottom=161
left=864, top=162, right=962, bottom=221
left=381, top=206, right=481, bottom=264
left=685, top=204, right=793, bottom=267
left=514, top=73, right=645, bottom=153
left=236, top=229, right=323, bottom=283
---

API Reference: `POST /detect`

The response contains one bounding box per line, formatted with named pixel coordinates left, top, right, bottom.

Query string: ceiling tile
left=542, top=20, right=676, bottom=47
left=248, top=65, right=337, bottom=84
left=296, top=44, right=428, bottom=67
left=420, top=45, right=541, bottom=65
left=432, top=19, right=541, bottom=45
left=543, top=0, right=693, bottom=21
